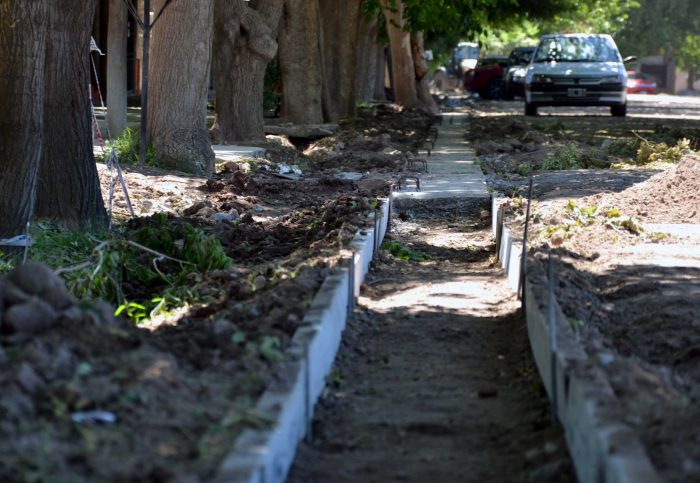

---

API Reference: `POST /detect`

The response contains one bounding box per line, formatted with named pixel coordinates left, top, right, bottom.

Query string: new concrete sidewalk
left=393, top=112, right=488, bottom=202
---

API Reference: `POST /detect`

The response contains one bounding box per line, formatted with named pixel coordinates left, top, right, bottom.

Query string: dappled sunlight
left=360, top=277, right=514, bottom=314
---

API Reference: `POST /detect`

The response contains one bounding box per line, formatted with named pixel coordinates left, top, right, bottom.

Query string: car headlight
left=532, top=74, right=553, bottom=83
left=600, top=75, right=621, bottom=83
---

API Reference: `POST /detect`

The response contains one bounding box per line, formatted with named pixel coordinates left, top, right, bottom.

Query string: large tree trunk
left=688, top=68, right=697, bottom=91
left=412, top=32, right=439, bottom=115
left=148, top=0, right=215, bottom=175
left=106, top=0, right=128, bottom=137
left=278, top=0, right=323, bottom=124
left=35, top=0, right=107, bottom=228
left=0, top=1, right=47, bottom=238
left=380, top=0, right=419, bottom=109
left=212, top=0, right=283, bottom=142
left=319, top=0, right=362, bottom=122
left=356, top=15, right=386, bottom=102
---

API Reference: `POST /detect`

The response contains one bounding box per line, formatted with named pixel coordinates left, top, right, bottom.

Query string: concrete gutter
left=213, top=200, right=389, bottom=483
left=492, top=195, right=662, bottom=483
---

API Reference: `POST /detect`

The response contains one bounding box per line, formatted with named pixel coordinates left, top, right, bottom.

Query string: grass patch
left=96, top=127, right=158, bottom=166
left=381, top=241, right=426, bottom=261
left=10, top=215, right=232, bottom=324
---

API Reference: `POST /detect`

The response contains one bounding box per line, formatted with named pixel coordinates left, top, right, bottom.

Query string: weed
left=606, top=138, right=640, bottom=158
left=565, top=200, right=598, bottom=226
left=96, top=128, right=158, bottom=166
left=636, top=138, right=692, bottom=165
left=543, top=145, right=596, bottom=170
left=381, top=241, right=426, bottom=261
left=28, top=216, right=231, bottom=324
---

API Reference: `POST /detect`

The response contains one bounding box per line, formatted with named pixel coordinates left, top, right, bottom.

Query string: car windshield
left=533, top=36, right=620, bottom=63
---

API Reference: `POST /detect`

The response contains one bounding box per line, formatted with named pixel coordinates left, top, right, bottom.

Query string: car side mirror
left=623, top=56, right=638, bottom=64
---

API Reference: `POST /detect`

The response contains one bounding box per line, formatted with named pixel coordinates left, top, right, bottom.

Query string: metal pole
left=348, top=251, right=355, bottom=317
left=139, top=0, right=151, bottom=166
left=519, top=178, right=534, bottom=304
left=547, top=251, right=558, bottom=423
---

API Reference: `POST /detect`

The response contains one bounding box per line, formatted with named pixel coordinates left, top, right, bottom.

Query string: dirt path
left=287, top=199, right=575, bottom=483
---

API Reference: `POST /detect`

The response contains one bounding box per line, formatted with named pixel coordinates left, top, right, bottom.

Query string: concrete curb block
left=492, top=194, right=661, bottom=483
left=213, top=199, right=390, bottom=483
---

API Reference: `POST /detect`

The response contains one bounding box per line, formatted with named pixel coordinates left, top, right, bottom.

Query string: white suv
left=524, top=34, right=633, bottom=117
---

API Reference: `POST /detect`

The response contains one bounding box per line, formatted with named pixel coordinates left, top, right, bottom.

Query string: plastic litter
left=71, top=410, right=117, bottom=425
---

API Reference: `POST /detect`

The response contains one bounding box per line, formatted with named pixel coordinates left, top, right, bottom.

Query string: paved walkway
left=393, top=113, right=488, bottom=203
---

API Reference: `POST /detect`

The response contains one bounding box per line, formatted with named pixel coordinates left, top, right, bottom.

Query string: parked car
left=523, top=33, right=636, bottom=116
left=448, top=42, right=480, bottom=76
left=463, top=56, right=509, bottom=99
left=626, top=71, right=657, bottom=94
left=502, top=47, right=536, bottom=99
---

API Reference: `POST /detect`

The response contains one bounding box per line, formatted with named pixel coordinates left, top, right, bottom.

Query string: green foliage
left=28, top=216, right=231, bottom=324
left=0, top=251, right=15, bottom=273
left=381, top=241, right=426, bottom=261
left=131, top=213, right=232, bottom=272
left=617, top=0, right=700, bottom=59
left=543, top=145, right=599, bottom=170
left=606, top=138, right=640, bottom=158
left=264, top=57, right=282, bottom=114
left=96, top=128, right=157, bottom=166
left=565, top=200, right=599, bottom=226
left=538, top=0, right=639, bottom=36
left=636, top=138, right=691, bottom=165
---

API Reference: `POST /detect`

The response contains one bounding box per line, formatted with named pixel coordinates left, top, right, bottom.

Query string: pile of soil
left=0, top=105, right=435, bottom=480
left=584, top=154, right=700, bottom=223
left=510, top=157, right=700, bottom=481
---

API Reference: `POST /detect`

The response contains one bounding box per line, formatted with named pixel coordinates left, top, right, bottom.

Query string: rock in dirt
left=183, top=200, right=213, bottom=216
left=3, top=298, right=58, bottom=337
left=7, top=262, right=74, bottom=310
left=16, top=362, right=46, bottom=396
left=211, top=211, right=239, bottom=223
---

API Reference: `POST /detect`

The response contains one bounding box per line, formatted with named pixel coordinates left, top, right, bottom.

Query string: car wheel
left=524, top=103, right=538, bottom=116
left=611, top=104, right=627, bottom=117
left=501, top=88, right=514, bottom=101
left=485, top=77, right=504, bottom=99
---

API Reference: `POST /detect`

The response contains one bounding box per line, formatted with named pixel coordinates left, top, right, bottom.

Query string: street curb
left=492, top=194, right=661, bottom=483
left=213, top=199, right=390, bottom=483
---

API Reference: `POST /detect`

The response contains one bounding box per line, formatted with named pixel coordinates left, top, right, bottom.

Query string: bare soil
left=288, top=199, right=575, bottom=483
left=471, top=104, right=700, bottom=482
left=0, top=105, right=439, bottom=482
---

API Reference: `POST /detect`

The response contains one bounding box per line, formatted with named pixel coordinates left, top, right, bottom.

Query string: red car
left=627, top=71, right=657, bottom=94
left=463, top=56, right=508, bottom=99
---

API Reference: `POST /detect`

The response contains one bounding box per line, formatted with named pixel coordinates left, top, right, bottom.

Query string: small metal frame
left=397, top=175, right=420, bottom=191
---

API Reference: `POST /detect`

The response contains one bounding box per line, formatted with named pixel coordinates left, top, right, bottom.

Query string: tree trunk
left=412, top=32, right=439, bottom=115
left=0, top=1, right=47, bottom=238
left=379, top=0, right=419, bottom=108
left=688, top=68, right=696, bottom=91
left=319, top=0, right=362, bottom=122
left=278, top=0, right=323, bottom=124
left=212, top=0, right=283, bottom=142
left=106, top=0, right=128, bottom=137
left=356, top=16, right=386, bottom=102
left=35, top=0, right=107, bottom=228
left=148, top=0, right=215, bottom=175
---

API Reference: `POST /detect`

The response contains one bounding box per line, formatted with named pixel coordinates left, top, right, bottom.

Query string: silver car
left=524, top=34, right=634, bottom=117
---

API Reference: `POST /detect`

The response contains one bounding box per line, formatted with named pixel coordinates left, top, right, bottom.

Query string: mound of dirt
left=585, top=154, right=700, bottom=223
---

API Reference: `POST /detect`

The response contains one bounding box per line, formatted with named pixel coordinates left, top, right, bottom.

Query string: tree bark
left=319, top=0, right=362, bottom=122
left=379, top=0, right=420, bottom=109
left=278, top=0, right=323, bottom=124
left=412, top=32, right=439, bottom=115
left=0, top=1, right=47, bottom=238
left=356, top=16, right=386, bottom=103
left=688, top=68, right=696, bottom=91
left=106, top=0, right=128, bottom=137
left=212, top=0, right=283, bottom=142
left=35, top=0, right=107, bottom=228
left=148, top=0, right=215, bottom=175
